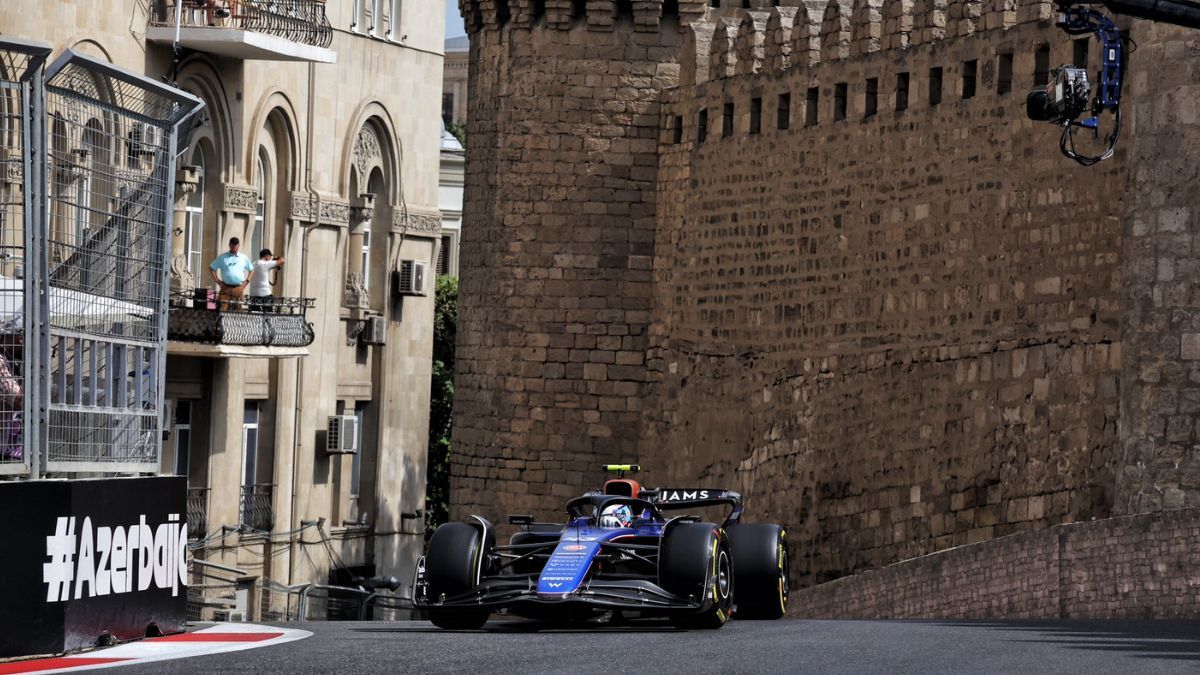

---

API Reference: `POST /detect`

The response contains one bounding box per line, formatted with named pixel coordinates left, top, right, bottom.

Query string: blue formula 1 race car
left=413, top=465, right=790, bottom=629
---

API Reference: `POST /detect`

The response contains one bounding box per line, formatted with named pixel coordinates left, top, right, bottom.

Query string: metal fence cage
left=0, top=39, right=51, bottom=477
left=4, top=42, right=203, bottom=476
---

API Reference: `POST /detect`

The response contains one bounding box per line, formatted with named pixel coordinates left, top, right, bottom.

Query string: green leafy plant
left=446, top=121, right=467, bottom=146
left=425, top=275, right=457, bottom=538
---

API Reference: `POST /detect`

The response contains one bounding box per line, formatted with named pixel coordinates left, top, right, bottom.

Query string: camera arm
left=1025, top=3, right=1125, bottom=164
left=1102, top=0, right=1200, bottom=28
left=1058, top=4, right=1124, bottom=120
left=1034, top=0, right=1200, bottom=164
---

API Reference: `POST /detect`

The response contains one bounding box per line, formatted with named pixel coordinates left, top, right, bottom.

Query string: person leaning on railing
left=209, top=237, right=253, bottom=310
left=248, top=248, right=284, bottom=312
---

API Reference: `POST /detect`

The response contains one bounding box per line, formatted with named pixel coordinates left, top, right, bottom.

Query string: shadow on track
left=926, top=620, right=1200, bottom=663
left=349, top=617, right=686, bottom=635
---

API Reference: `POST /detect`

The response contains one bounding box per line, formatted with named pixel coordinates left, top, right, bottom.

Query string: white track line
left=5, top=623, right=311, bottom=673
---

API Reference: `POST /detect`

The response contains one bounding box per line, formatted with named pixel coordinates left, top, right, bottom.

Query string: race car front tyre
left=726, top=523, right=789, bottom=619
left=426, top=521, right=492, bottom=629
left=660, top=523, right=733, bottom=629
left=427, top=608, right=490, bottom=630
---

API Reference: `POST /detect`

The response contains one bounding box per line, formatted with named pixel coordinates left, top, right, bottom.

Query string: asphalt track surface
left=113, top=618, right=1200, bottom=674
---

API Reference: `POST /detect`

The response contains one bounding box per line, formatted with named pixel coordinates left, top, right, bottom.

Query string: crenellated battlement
left=673, top=0, right=1055, bottom=86
left=460, top=0, right=1053, bottom=87
left=459, top=0, right=708, bottom=33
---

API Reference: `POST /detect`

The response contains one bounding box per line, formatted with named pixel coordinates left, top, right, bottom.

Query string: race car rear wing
left=641, top=488, right=744, bottom=527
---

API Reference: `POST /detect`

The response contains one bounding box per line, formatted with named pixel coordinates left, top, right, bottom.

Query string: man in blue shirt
left=209, top=237, right=254, bottom=310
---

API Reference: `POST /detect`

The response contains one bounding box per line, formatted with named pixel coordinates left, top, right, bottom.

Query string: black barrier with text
left=0, top=476, right=187, bottom=657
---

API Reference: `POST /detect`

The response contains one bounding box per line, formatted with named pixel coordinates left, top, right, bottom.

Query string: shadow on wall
left=928, top=620, right=1200, bottom=663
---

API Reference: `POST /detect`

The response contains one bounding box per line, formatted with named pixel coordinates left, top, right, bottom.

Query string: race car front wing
left=414, top=567, right=706, bottom=613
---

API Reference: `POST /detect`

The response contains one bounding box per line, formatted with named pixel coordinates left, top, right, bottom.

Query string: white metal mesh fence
left=0, top=40, right=49, bottom=476
left=0, top=40, right=203, bottom=477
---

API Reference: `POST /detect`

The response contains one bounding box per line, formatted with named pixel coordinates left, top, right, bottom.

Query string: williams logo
left=42, top=514, right=188, bottom=602
left=658, top=489, right=712, bottom=502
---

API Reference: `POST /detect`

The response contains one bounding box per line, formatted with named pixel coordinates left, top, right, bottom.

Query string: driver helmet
left=599, top=504, right=634, bottom=529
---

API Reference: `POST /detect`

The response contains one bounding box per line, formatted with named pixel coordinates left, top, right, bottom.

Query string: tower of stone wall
left=451, top=0, right=698, bottom=521
left=1115, top=22, right=1200, bottom=513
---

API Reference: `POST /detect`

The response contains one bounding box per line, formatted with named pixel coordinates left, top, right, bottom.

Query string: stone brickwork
left=789, top=509, right=1200, bottom=618
left=648, top=7, right=1126, bottom=584
left=1114, top=23, right=1200, bottom=514
left=452, top=0, right=1200, bottom=594
left=451, top=4, right=691, bottom=521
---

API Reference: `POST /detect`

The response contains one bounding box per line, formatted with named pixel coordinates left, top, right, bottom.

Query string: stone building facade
left=2, top=0, right=444, bottom=617
left=450, top=0, right=1200, bottom=587
left=442, top=35, right=470, bottom=127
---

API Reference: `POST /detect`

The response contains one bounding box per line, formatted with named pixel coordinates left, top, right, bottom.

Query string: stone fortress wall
left=649, top=3, right=1128, bottom=585
left=451, top=0, right=688, bottom=519
left=452, top=0, right=1200, bottom=593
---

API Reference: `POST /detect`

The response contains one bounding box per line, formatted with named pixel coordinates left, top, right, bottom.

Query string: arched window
left=252, top=151, right=268, bottom=259
left=366, top=168, right=385, bottom=294
left=78, top=118, right=105, bottom=248
left=360, top=228, right=371, bottom=291
left=186, top=145, right=206, bottom=275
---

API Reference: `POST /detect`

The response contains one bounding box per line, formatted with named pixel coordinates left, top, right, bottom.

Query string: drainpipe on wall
left=288, top=60, right=321, bottom=588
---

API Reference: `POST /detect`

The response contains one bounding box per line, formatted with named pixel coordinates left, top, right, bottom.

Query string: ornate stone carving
left=175, top=179, right=199, bottom=201
left=3, top=161, right=21, bottom=185
left=170, top=254, right=195, bottom=293
left=223, top=184, right=259, bottom=213
left=350, top=192, right=375, bottom=232
left=115, top=168, right=149, bottom=194
left=53, top=159, right=85, bottom=185
left=174, top=176, right=199, bottom=233
left=353, top=127, right=382, bottom=180
left=344, top=271, right=370, bottom=309
left=320, top=200, right=351, bottom=226
left=53, top=148, right=89, bottom=185
left=176, top=165, right=201, bottom=194
left=393, top=210, right=443, bottom=236
left=351, top=205, right=374, bottom=224
left=288, top=193, right=352, bottom=226
left=291, top=193, right=315, bottom=221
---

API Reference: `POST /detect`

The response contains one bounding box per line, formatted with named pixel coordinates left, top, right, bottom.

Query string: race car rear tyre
left=426, top=521, right=492, bottom=630
left=726, top=523, right=789, bottom=620
left=660, top=523, right=733, bottom=629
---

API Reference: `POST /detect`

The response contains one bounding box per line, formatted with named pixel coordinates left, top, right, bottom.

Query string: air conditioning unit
left=360, top=315, right=387, bottom=345
left=129, top=122, right=162, bottom=156
left=326, top=414, right=360, bottom=454
left=393, top=260, right=428, bottom=297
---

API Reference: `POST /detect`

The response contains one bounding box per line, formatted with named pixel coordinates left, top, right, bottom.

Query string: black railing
left=152, top=0, right=334, bottom=50
left=187, top=487, right=209, bottom=540
left=239, top=483, right=274, bottom=532
left=168, top=291, right=316, bottom=348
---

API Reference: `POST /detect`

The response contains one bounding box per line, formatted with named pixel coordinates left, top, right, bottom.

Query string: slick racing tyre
left=726, top=523, right=789, bottom=619
left=426, top=521, right=492, bottom=630
left=660, top=522, right=733, bottom=629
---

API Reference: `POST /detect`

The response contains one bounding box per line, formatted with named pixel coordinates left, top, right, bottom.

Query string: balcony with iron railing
left=187, top=487, right=209, bottom=540
left=147, top=0, right=336, bottom=63
left=167, top=290, right=315, bottom=358
left=239, top=483, right=274, bottom=532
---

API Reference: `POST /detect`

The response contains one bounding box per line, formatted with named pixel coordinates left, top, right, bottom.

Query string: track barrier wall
left=788, top=508, right=1200, bottom=619
left=0, top=476, right=188, bottom=657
